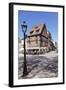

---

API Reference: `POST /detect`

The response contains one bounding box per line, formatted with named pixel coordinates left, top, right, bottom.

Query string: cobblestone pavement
left=18, top=51, right=58, bottom=79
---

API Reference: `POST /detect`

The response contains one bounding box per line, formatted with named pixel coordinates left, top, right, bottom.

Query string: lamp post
left=21, top=21, right=28, bottom=77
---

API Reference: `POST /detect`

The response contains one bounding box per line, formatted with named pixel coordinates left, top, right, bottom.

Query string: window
left=30, top=31, right=33, bottom=34
left=27, top=38, right=30, bottom=44
left=34, top=26, right=38, bottom=29
left=36, top=36, right=38, bottom=44
left=36, top=29, right=40, bottom=32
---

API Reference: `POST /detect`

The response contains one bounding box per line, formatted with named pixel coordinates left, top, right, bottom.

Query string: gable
left=40, top=24, right=48, bottom=38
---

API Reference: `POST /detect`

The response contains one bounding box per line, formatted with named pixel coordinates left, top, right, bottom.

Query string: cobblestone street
left=18, top=51, right=58, bottom=79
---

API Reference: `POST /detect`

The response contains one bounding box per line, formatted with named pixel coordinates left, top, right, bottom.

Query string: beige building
left=26, top=23, right=54, bottom=54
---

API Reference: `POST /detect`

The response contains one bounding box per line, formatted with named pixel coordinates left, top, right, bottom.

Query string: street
left=18, top=51, right=58, bottom=79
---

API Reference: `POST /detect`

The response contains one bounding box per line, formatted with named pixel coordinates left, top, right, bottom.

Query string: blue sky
left=18, top=10, right=58, bottom=42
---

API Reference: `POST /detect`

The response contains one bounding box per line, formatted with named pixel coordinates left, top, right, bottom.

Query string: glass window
left=36, top=29, right=40, bottom=32
left=30, top=31, right=33, bottom=34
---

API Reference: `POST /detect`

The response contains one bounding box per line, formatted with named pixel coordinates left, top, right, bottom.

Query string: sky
left=18, top=10, right=58, bottom=42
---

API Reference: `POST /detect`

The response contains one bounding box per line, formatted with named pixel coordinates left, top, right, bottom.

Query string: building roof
left=28, top=23, right=46, bottom=36
left=27, top=23, right=52, bottom=40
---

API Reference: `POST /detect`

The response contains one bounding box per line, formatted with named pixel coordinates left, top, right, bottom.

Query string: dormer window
left=36, top=29, right=40, bottom=32
left=34, top=26, right=38, bottom=29
left=30, top=31, right=33, bottom=34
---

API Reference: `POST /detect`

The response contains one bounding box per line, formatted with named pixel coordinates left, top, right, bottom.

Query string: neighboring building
left=18, top=37, right=23, bottom=57
left=26, top=23, right=55, bottom=54
left=18, top=38, right=27, bottom=54
left=55, top=42, right=58, bottom=52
